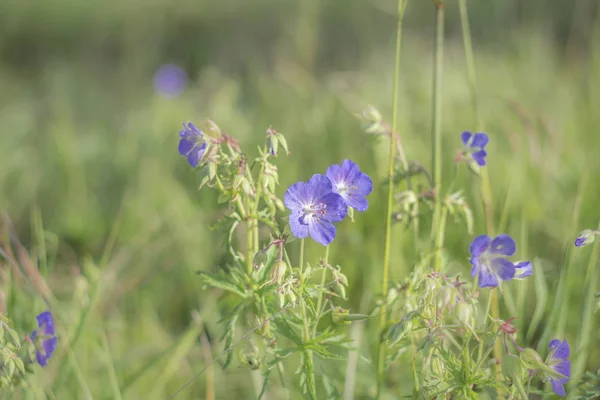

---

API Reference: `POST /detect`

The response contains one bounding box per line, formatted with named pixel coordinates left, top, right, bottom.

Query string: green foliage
left=0, top=0, right=599, bottom=398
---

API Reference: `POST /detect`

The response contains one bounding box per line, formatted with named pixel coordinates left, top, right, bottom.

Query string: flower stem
left=253, top=155, right=267, bottom=254
left=431, top=0, right=445, bottom=272
left=245, top=196, right=253, bottom=276
left=312, top=245, right=329, bottom=337
left=569, top=220, right=600, bottom=393
left=298, top=239, right=317, bottom=399
left=376, top=0, right=406, bottom=396
left=457, top=0, right=502, bottom=388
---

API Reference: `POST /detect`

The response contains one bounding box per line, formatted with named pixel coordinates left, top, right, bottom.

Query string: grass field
left=1, top=0, right=599, bottom=398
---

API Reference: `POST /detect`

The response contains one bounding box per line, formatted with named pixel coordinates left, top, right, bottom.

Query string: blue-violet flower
left=461, top=131, right=489, bottom=166
left=284, top=174, right=347, bottom=246
left=153, top=64, right=188, bottom=98
left=325, top=159, right=373, bottom=212
left=547, top=339, right=571, bottom=396
left=178, top=122, right=207, bottom=168
left=469, top=234, right=529, bottom=288
left=31, top=311, right=58, bottom=367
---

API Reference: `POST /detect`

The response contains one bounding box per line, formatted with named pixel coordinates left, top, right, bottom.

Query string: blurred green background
left=0, top=0, right=599, bottom=398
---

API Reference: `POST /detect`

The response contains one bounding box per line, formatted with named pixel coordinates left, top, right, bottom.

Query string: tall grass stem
left=376, top=0, right=406, bottom=396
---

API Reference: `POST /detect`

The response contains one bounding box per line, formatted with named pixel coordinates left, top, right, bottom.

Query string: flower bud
left=575, top=229, right=596, bottom=247
left=269, top=261, right=287, bottom=285
left=520, top=348, right=545, bottom=370
left=252, top=250, right=268, bottom=271
left=456, top=302, right=474, bottom=328
left=332, top=281, right=346, bottom=299
left=332, top=307, right=351, bottom=325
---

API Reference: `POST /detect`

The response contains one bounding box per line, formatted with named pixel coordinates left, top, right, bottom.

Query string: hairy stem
left=312, top=245, right=329, bottom=337
left=298, top=240, right=317, bottom=399
left=376, top=0, right=406, bottom=396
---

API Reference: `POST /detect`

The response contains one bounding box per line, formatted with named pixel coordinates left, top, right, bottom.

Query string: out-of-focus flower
left=574, top=229, right=597, bottom=247
left=325, top=160, right=373, bottom=212
left=31, top=311, right=58, bottom=367
left=153, top=64, right=188, bottom=98
left=514, top=261, right=533, bottom=279
left=469, top=234, right=529, bottom=288
left=284, top=174, right=347, bottom=246
left=178, top=122, right=207, bottom=168
left=546, top=339, right=571, bottom=396
left=461, top=131, right=489, bottom=166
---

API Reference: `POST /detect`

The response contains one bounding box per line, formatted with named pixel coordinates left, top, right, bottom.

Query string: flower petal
left=320, top=193, right=347, bottom=223
left=514, top=261, right=532, bottom=278
left=549, top=339, right=570, bottom=360
left=470, top=258, right=479, bottom=277
left=470, top=235, right=491, bottom=257
left=491, top=258, right=516, bottom=281
left=306, top=174, right=334, bottom=201
left=284, top=182, right=308, bottom=210
left=36, top=311, right=55, bottom=336
left=551, top=379, right=566, bottom=397
left=553, top=359, right=571, bottom=381
left=178, top=138, right=195, bottom=155
left=478, top=266, right=499, bottom=288
left=354, top=172, right=373, bottom=195
left=36, top=349, right=48, bottom=367
left=490, top=234, right=516, bottom=256
left=186, top=142, right=206, bottom=167
left=308, top=220, right=336, bottom=246
left=461, top=131, right=472, bottom=146
left=345, top=194, right=368, bottom=212
left=471, top=132, right=489, bottom=148
left=42, top=337, right=58, bottom=361
left=288, top=210, right=309, bottom=239
left=472, top=150, right=487, bottom=166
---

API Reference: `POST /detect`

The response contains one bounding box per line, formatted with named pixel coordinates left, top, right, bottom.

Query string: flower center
left=302, top=201, right=327, bottom=224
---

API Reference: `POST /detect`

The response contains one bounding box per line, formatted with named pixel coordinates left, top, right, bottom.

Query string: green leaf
left=257, top=368, right=272, bottom=400
left=195, top=271, right=246, bottom=298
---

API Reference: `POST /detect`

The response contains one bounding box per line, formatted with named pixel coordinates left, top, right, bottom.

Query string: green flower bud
left=520, top=348, right=545, bottom=370
left=269, top=261, right=287, bottom=285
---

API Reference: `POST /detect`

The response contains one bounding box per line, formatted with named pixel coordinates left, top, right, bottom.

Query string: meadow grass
left=0, top=1, right=599, bottom=398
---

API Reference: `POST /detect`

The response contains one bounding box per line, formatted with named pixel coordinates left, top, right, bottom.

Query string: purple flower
left=574, top=229, right=596, bottom=247
left=461, top=131, right=489, bottom=166
left=514, top=261, right=533, bottom=279
left=179, top=122, right=207, bottom=168
left=325, top=160, right=373, bottom=212
left=469, top=234, right=527, bottom=288
left=284, top=174, right=348, bottom=246
left=547, top=339, right=571, bottom=396
left=153, top=64, right=188, bottom=98
left=31, top=311, right=58, bottom=367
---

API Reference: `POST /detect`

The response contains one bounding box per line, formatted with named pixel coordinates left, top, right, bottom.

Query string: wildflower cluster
left=177, top=120, right=376, bottom=398
left=284, top=160, right=372, bottom=246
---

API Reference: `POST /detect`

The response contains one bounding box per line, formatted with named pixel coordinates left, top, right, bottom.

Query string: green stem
left=568, top=221, right=600, bottom=395
left=298, top=240, right=317, bottom=399
left=377, top=0, right=406, bottom=396
left=458, top=0, right=481, bottom=128
left=312, top=246, right=329, bottom=337
left=253, top=156, right=266, bottom=254
left=245, top=196, right=253, bottom=276
left=431, top=0, right=445, bottom=272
